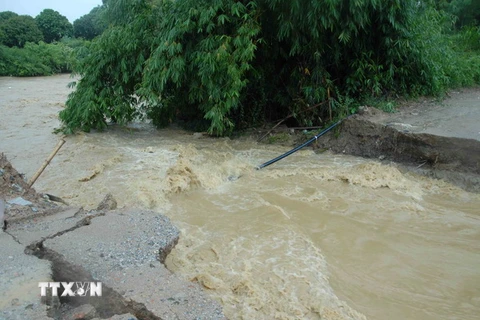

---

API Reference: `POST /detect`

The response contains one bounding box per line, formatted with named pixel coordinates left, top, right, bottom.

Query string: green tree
left=60, top=0, right=154, bottom=133
left=73, top=6, right=107, bottom=40
left=0, top=11, right=18, bottom=23
left=0, top=11, right=18, bottom=42
left=59, top=0, right=479, bottom=135
left=35, top=9, right=73, bottom=43
left=435, top=0, right=480, bottom=26
left=0, top=15, right=43, bottom=47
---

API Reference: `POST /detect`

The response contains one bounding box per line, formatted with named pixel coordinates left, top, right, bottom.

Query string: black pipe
left=256, top=115, right=352, bottom=170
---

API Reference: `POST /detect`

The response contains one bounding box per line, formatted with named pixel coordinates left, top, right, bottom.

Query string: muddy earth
left=1, top=74, right=479, bottom=320
left=0, top=153, right=61, bottom=221
left=313, top=94, right=480, bottom=192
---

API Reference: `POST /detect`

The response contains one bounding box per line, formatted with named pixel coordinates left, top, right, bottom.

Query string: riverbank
left=253, top=88, right=480, bottom=192
left=313, top=103, right=480, bottom=192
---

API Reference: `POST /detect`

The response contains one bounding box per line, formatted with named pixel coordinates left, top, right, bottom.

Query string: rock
left=227, top=175, right=240, bottom=182
left=96, top=193, right=117, bottom=211
left=7, top=197, right=33, bottom=206
left=11, top=184, right=24, bottom=192
left=357, top=105, right=383, bottom=117
left=357, top=105, right=370, bottom=115
left=1, top=199, right=5, bottom=231
left=63, top=304, right=96, bottom=320
left=193, top=132, right=203, bottom=139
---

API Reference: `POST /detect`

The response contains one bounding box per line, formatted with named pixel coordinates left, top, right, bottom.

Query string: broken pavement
left=1, top=155, right=226, bottom=320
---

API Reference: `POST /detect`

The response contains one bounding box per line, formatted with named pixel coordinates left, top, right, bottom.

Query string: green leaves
left=58, top=0, right=480, bottom=136
left=0, top=40, right=77, bottom=76
left=0, top=15, right=43, bottom=47
left=139, top=0, right=260, bottom=135
left=60, top=0, right=154, bottom=132
left=35, top=9, right=73, bottom=43
left=73, top=6, right=107, bottom=40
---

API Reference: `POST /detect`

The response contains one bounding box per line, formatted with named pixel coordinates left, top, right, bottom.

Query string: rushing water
left=1, top=75, right=479, bottom=320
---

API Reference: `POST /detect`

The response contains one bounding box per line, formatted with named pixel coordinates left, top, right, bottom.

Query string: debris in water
left=144, top=146, right=154, bottom=153
left=97, top=193, right=117, bottom=211
left=78, top=170, right=100, bottom=182
left=227, top=175, right=241, bottom=182
left=44, top=193, right=69, bottom=205
left=193, top=132, right=203, bottom=139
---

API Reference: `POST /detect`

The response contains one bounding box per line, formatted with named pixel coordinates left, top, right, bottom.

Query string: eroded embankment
left=313, top=114, right=480, bottom=192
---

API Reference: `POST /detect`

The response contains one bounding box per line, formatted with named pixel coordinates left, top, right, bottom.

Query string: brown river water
left=1, top=75, right=479, bottom=320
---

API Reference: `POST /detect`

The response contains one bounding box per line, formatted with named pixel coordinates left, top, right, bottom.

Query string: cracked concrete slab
left=44, top=208, right=226, bottom=320
left=7, top=207, right=84, bottom=245
left=0, top=232, right=52, bottom=320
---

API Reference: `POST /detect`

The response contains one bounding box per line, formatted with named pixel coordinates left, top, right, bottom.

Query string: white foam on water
left=166, top=220, right=366, bottom=320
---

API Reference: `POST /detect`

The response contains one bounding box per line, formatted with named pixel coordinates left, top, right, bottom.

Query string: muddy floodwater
left=1, top=75, right=480, bottom=320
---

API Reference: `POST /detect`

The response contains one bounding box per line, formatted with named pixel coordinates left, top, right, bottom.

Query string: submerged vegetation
left=2, top=0, right=480, bottom=136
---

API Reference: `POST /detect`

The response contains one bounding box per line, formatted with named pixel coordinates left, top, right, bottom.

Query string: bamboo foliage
left=59, top=0, right=480, bottom=135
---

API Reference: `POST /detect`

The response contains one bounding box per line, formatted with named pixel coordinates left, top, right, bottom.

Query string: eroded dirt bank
left=314, top=109, right=480, bottom=192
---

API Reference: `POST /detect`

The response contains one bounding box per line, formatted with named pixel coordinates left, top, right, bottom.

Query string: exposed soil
left=312, top=88, right=480, bottom=192
left=0, top=153, right=60, bottom=223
